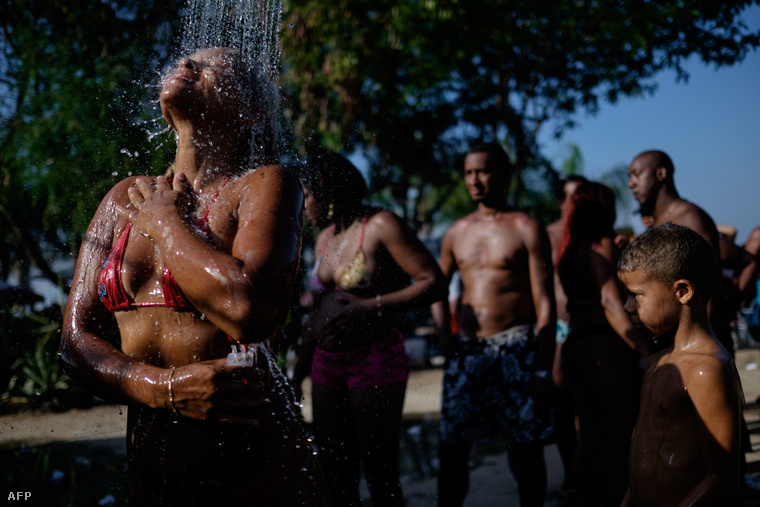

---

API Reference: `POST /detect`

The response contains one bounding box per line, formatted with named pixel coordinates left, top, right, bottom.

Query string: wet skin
left=60, top=49, right=326, bottom=504
left=433, top=150, right=556, bottom=507
left=435, top=151, right=555, bottom=367
left=619, top=269, right=743, bottom=507
left=298, top=166, right=447, bottom=505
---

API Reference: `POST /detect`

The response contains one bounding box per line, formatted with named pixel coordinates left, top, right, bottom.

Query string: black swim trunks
left=439, top=325, right=555, bottom=445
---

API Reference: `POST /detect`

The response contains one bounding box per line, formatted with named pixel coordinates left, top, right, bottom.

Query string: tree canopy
left=281, top=0, right=760, bottom=229
left=1, top=0, right=758, bottom=286
left=0, top=0, right=183, bottom=285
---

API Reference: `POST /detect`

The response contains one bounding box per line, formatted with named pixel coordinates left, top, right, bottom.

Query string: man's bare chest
left=453, top=228, right=526, bottom=272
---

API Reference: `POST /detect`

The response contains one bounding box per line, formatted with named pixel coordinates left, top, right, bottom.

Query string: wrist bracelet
left=376, top=294, right=382, bottom=317
left=168, top=367, right=180, bottom=416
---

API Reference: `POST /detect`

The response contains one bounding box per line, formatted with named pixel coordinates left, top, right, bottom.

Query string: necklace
left=663, top=198, right=681, bottom=223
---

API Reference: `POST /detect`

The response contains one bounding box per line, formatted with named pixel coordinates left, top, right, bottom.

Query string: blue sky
left=540, top=10, right=760, bottom=246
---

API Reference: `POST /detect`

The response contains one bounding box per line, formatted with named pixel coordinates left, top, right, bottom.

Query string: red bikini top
left=97, top=222, right=188, bottom=311
left=97, top=176, right=229, bottom=312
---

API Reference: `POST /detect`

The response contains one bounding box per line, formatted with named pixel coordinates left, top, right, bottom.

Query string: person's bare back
left=446, top=209, right=538, bottom=338
left=655, top=198, right=720, bottom=251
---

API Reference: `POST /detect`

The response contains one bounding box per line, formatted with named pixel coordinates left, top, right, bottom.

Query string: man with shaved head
left=627, top=150, right=719, bottom=248
left=627, top=149, right=745, bottom=351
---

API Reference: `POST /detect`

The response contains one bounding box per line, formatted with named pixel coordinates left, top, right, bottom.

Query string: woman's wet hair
left=557, top=181, right=617, bottom=280
left=300, top=149, right=368, bottom=208
left=618, top=223, right=718, bottom=293
left=566, top=182, right=616, bottom=243
left=554, top=174, right=588, bottom=203
left=162, top=47, right=279, bottom=171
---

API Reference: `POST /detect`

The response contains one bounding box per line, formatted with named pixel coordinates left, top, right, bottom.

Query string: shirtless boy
left=433, top=142, right=556, bottom=507
left=618, top=224, right=743, bottom=507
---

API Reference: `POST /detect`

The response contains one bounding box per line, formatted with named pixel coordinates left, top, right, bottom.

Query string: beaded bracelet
left=376, top=294, right=383, bottom=317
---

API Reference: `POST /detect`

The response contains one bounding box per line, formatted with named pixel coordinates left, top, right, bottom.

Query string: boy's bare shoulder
left=671, top=342, right=738, bottom=393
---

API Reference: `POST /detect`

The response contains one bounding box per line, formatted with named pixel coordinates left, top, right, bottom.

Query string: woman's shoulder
left=233, top=165, right=303, bottom=216
left=234, top=165, right=302, bottom=200
left=364, top=208, right=409, bottom=235
left=80, top=176, right=143, bottom=241
left=92, top=176, right=143, bottom=218
left=238, top=164, right=299, bottom=186
left=365, top=207, right=397, bottom=223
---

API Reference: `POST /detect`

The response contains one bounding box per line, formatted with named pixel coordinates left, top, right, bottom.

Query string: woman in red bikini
left=294, top=150, right=447, bottom=506
left=61, top=48, right=328, bottom=505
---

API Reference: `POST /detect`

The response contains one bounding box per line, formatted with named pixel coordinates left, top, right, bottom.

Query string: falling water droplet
left=172, top=0, right=283, bottom=168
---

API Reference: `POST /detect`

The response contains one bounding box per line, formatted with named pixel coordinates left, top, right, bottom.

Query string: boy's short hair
left=618, top=224, right=717, bottom=293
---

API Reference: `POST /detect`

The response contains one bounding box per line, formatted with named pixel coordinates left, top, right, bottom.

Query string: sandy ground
left=0, top=367, right=446, bottom=448
left=3, top=347, right=760, bottom=505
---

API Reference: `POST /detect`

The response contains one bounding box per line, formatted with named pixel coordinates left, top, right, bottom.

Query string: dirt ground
left=4, top=347, right=760, bottom=505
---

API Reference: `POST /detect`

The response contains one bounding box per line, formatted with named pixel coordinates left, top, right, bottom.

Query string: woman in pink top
left=295, top=150, right=447, bottom=506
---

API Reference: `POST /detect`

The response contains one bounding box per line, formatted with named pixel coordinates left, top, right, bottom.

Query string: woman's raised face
left=160, top=48, right=248, bottom=130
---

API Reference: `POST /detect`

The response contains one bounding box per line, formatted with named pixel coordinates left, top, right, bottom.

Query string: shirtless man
left=433, top=142, right=556, bottom=507
left=627, top=150, right=738, bottom=348
left=618, top=224, right=743, bottom=507
left=627, top=150, right=718, bottom=245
